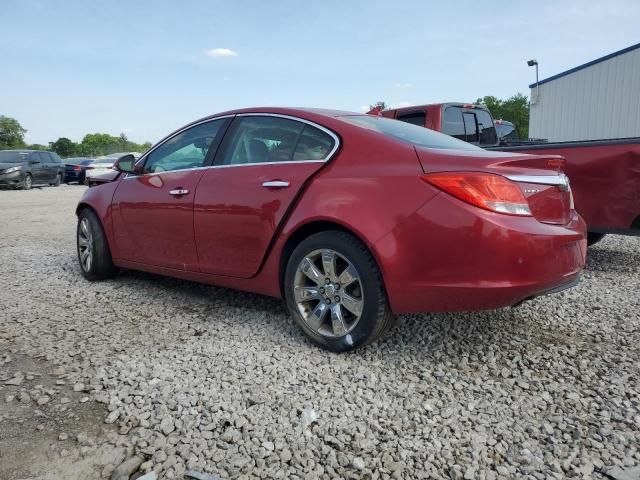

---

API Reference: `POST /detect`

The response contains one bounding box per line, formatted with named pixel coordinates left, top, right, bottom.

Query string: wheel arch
left=278, top=219, right=388, bottom=299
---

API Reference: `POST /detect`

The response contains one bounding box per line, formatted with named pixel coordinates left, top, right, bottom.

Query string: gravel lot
left=1, top=185, right=639, bottom=480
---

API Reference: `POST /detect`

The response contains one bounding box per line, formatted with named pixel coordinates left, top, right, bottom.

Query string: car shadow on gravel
left=586, top=245, right=640, bottom=272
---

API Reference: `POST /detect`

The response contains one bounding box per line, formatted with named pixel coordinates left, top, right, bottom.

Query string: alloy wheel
left=78, top=217, right=94, bottom=272
left=293, top=248, right=364, bottom=338
left=24, top=175, right=32, bottom=189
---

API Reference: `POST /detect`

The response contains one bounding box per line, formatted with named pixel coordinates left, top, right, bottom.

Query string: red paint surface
left=77, top=107, right=587, bottom=313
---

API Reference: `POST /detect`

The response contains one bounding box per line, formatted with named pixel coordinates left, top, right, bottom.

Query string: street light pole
left=527, top=59, right=539, bottom=104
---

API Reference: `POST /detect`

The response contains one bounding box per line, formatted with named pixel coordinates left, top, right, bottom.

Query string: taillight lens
left=422, top=172, right=532, bottom=216
left=74, top=165, right=82, bottom=171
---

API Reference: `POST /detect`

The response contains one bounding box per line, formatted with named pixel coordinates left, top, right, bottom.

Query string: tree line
left=369, top=93, right=530, bottom=138
left=0, top=115, right=152, bottom=158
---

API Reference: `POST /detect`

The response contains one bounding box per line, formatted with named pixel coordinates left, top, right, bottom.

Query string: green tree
left=0, top=115, right=27, bottom=149
left=25, top=144, right=47, bottom=150
left=79, top=133, right=121, bottom=156
left=368, top=101, right=389, bottom=112
left=49, top=137, right=77, bottom=157
left=476, top=93, right=530, bottom=138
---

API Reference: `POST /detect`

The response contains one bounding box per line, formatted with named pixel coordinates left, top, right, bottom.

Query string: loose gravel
left=0, top=185, right=639, bottom=479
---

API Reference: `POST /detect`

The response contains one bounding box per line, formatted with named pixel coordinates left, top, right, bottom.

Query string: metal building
left=529, top=42, right=640, bottom=142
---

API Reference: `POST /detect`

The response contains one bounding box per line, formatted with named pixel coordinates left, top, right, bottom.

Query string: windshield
left=0, top=151, right=31, bottom=163
left=340, top=115, right=480, bottom=150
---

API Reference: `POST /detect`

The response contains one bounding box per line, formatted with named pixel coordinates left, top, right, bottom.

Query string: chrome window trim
left=505, top=173, right=570, bottom=188
left=125, top=112, right=340, bottom=178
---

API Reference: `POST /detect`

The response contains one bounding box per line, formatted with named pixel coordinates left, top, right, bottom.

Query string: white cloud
left=394, top=83, right=413, bottom=89
left=205, top=48, right=238, bottom=57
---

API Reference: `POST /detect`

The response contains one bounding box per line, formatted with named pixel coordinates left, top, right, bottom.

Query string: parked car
left=0, top=149, right=64, bottom=189
left=75, top=108, right=586, bottom=351
left=376, top=102, right=640, bottom=244
left=86, top=153, right=140, bottom=184
left=64, top=157, right=95, bottom=184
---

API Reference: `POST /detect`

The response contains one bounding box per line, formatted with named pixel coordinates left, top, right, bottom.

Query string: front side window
left=396, top=111, right=426, bottom=127
left=220, top=116, right=305, bottom=166
left=144, top=119, right=225, bottom=173
left=442, top=107, right=465, bottom=141
left=0, top=151, right=30, bottom=163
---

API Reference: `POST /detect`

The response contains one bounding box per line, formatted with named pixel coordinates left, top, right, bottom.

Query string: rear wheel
left=284, top=231, right=395, bottom=352
left=77, top=209, right=118, bottom=280
left=50, top=173, right=61, bottom=187
left=22, top=174, right=32, bottom=190
left=587, top=232, right=606, bottom=246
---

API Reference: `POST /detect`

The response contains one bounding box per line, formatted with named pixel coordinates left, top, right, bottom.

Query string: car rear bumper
left=374, top=193, right=587, bottom=314
left=64, top=171, right=84, bottom=182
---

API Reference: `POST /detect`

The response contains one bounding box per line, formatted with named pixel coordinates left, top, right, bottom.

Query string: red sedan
left=76, top=108, right=587, bottom=351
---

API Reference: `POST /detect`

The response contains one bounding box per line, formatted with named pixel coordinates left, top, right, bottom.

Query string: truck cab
left=376, top=103, right=499, bottom=147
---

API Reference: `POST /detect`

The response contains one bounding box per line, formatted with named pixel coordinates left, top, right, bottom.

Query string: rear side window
left=475, top=109, right=498, bottom=145
left=292, top=125, right=335, bottom=161
left=36, top=152, right=49, bottom=163
left=219, top=116, right=305, bottom=165
left=463, top=113, right=478, bottom=143
left=396, top=111, right=426, bottom=127
left=341, top=115, right=480, bottom=150
left=443, top=107, right=465, bottom=141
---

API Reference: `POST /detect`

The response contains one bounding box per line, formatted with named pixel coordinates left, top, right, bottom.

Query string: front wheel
left=284, top=231, right=395, bottom=352
left=22, top=174, right=32, bottom=190
left=77, top=209, right=118, bottom=280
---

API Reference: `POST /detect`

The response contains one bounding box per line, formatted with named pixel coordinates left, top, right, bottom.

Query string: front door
left=32, top=152, right=50, bottom=183
left=194, top=115, right=338, bottom=277
left=111, top=118, right=230, bottom=270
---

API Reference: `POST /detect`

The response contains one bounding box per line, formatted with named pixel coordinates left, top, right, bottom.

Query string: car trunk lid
left=415, top=147, right=573, bottom=225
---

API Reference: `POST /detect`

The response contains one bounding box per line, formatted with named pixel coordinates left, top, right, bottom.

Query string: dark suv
left=0, top=150, right=65, bottom=189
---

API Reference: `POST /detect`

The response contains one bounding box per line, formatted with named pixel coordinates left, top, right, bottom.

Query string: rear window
left=0, top=151, right=31, bottom=163
left=396, top=111, right=426, bottom=127
left=340, top=115, right=479, bottom=150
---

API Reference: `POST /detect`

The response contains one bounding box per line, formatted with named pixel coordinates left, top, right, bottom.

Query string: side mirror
left=114, top=154, right=139, bottom=174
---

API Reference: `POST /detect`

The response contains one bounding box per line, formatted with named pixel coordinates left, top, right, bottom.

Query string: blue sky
left=1, top=0, right=639, bottom=145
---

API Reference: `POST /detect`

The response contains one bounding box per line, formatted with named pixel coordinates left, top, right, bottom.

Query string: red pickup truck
left=377, top=103, right=640, bottom=244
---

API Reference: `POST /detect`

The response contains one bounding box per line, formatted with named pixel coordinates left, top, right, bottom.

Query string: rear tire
left=22, top=174, right=32, bottom=190
left=77, top=209, right=118, bottom=281
left=50, top=173, right=61, bottom=187
left=587, top=232, right=606, bottom=246
left=284, top=230, right=395, bottom=352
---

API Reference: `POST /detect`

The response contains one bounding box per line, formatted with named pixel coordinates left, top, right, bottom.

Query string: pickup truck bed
left=488, top=138, right=640, bottom=237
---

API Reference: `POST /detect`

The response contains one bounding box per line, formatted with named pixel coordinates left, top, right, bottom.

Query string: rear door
left=194, top=114, right=338, bottom=277
left=111, top=118, right=230, bottom=270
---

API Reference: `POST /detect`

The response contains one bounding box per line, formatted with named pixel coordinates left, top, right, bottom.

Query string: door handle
left=169, top=188, right=190, bottom=196
left=262, top=180, right=290, bottom=188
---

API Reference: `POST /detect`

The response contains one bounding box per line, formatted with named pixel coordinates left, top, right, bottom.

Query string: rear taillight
left=74, top=165, right=82, bottom=171
left=422, top=172, right=532, bottom=216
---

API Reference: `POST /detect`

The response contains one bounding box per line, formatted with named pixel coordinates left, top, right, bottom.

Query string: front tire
left=77, top=209, right=118, bottom=281
left=284, top=231, right=395, bottom=352
left=22, top=174, right=32, bottom=190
